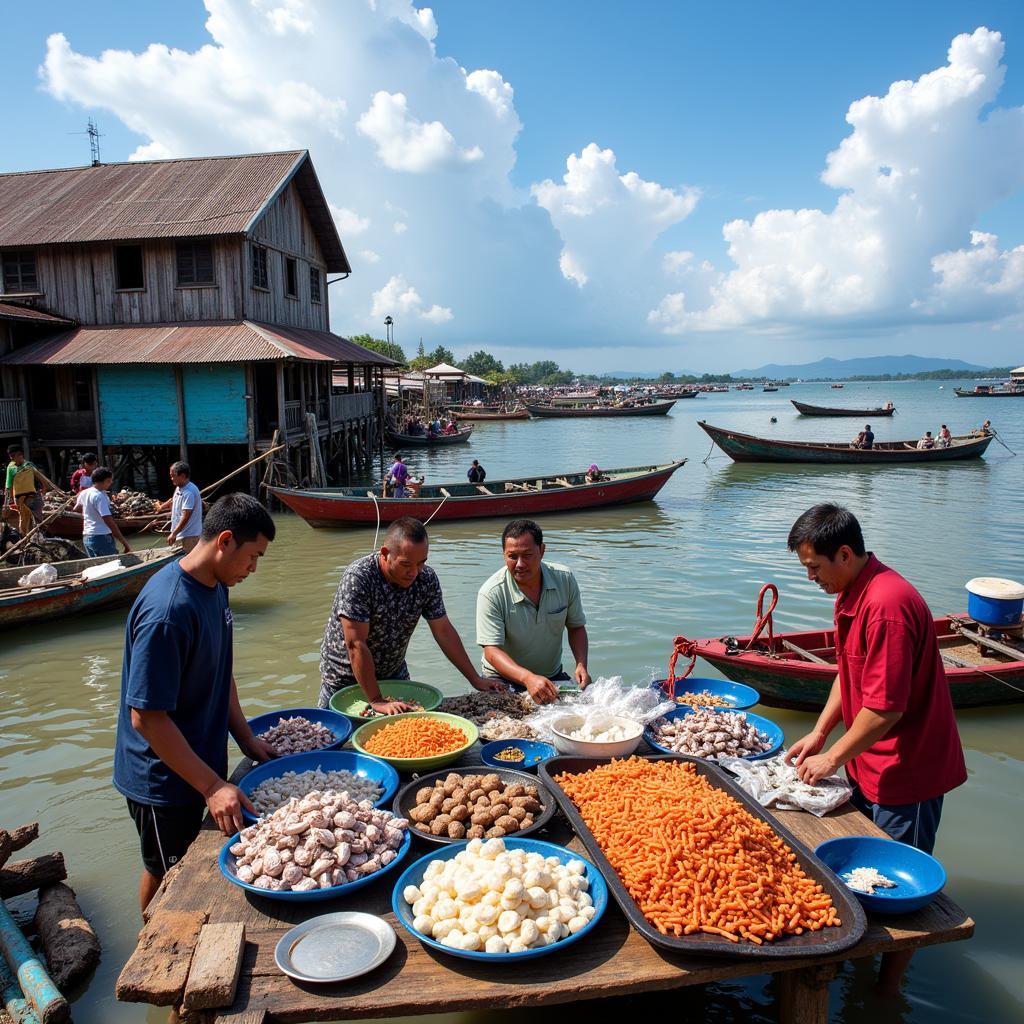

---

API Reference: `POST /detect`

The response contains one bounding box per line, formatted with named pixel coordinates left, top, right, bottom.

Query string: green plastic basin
left=329, top=680, right=444, bottom=725
left=351, top=711, right=478, bottom=773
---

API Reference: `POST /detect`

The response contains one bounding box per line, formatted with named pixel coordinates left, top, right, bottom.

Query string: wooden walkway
left=123, top=751, right=974, bottom=1024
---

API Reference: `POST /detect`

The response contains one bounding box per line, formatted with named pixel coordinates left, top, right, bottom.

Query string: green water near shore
left=2, top=380, right=1022, bottom=1023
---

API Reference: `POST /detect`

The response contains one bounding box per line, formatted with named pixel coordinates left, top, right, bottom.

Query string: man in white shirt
left=75, top=467, right=132, bottom=558
left=159, top=461, right=203, bottom=551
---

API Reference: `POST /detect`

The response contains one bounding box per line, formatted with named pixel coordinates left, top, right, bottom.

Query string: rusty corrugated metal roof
left=0, top=301, right=74, bottom=325
left=0, top=151, right=351, bottom=272
left=0, top=321, right=398, bottom=366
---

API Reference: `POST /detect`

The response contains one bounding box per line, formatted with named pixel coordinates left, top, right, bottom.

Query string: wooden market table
left=122, top=751, right=974, bottom=1024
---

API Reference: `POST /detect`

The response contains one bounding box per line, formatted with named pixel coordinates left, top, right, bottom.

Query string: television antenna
left=68, top=119, right=103, bottom=166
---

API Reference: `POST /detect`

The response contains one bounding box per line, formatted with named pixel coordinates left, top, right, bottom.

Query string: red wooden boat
left=268, top=460, right=686, bottom=527
left=692, top=618, right=1024, bottom=710
left=3, top=508, right=162, bottom=540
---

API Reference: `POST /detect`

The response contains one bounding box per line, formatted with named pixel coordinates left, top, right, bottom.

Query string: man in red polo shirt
left=785, top=503, right=966, bottom=991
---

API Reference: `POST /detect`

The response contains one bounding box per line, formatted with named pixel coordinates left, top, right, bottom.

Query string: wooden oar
left=199, top=443, right=287, bottom=499
left=780, top=639, right=831, bottom=665
left=0, top=575, right=88, bottom=600
left=0, top=495, right=78, bottom=565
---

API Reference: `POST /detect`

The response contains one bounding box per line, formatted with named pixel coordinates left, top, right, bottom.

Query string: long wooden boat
left=791, top=399, right=896, bottom=417
left=268, top=460, right=686, bottom=527
left=0, top=548, right=180, bottom=629
left=527, top=399, right=676, bottom=418
left=698, top=421, right=993, bottom=463
left=452, top=408, right=529, bottom=421
left=386, top=425, right=473, bottom=446
left=954, top=384, right=1024, bottom=397
left=693, top=617, right=1024, bottom=710
left=2, top=507, right=164, bottom=540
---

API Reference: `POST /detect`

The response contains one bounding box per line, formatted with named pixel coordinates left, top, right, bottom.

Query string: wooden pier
left=122, top=751, right=974, bottom=1023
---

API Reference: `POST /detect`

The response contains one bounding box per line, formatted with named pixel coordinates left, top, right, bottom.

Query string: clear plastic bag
left=718, top=752, right=852, bottom=816
left=18, top=563, right=58, bottom=588
left=524, top=676, right=676, bottom=742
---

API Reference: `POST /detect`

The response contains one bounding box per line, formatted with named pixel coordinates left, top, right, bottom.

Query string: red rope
left=745, top=583, right=778, bottom=650
left=666, top=636, right=699, bottom=691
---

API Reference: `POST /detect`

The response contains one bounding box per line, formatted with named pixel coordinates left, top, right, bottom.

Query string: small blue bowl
left=644, top=706, right=785, bottom=761
left=650, top=677, right=760, bottom=711
left=239, top=750, right=400, bottom=823
left=815, top=836, right=946, bottom=914
left=392, top=838, right=608, bottom=961
left=245, top=707, right=353, bottom=752
left=219, top=828, right=411, bottom=901
left=480, top=739, right=557, bottom=772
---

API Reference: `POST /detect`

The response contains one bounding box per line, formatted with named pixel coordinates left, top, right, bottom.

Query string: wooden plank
left=951, top=623, right=1024, bottom=661
left=0, top=853, right=66, bottom=900
left=781, top=639, right=831, bottom=665
left=116, top=910, right=207, bottom=1006
left=439, top=488, right=452, bottom=498
left=182, top=923, right=245, bottom=1011
left=475, top=485, right=492, bottom=495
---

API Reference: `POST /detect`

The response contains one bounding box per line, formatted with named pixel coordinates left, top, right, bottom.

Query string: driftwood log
left=1, top=824, right=39, bottom=865
left=0, top=855, right=66, bottom=901
left=33, top=884, right=100, bottom=992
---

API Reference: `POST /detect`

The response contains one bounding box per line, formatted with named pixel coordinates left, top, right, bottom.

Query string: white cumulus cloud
left=359, top=249, right=381, bottom=264
left=533, top=143, right=699, bottom=289
left=371, top=274, right=453, bottom=323
left=356, top=90, right=484, bottom=172
left=329, top=203, right=370, bottom=236
left=650, top=27, right=1024, bottom=333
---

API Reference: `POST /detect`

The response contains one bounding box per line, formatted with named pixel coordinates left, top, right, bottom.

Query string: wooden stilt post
left=245, top=366, right=257, bottom=496
left=174, top=367, right=188, bottom=462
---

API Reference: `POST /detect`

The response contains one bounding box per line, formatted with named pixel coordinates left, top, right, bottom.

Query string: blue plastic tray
left=650, top=677, right=760, bottom=710
left=239, top=750, right=400, bottom=823
left=219, top=828, right=411, bottom=901
left=480, top=739, right=557, bottom=771
left=391, top=838, right=608, bottom=961
left=245, top=707, right=352, bottom=752
left=644, top=706, right=785, bottom=761
left=815, top=836, right=946, bottom=914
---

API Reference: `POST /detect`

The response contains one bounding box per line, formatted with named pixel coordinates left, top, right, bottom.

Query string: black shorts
left=126, top=798, right=206, bottom=878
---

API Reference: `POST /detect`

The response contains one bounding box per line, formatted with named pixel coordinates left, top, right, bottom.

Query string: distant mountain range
left=730, top=355, right=985, bottom=379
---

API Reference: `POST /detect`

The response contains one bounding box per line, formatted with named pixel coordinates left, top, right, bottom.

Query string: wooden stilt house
left=0, top=150, right=396, bottom=495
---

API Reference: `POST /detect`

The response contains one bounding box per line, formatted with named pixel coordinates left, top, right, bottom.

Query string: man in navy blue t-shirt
left=114, top=493, right=278, bottom=912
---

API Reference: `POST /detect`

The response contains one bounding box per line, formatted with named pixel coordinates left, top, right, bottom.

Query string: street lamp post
left=384, top=315, right=394, bottom=347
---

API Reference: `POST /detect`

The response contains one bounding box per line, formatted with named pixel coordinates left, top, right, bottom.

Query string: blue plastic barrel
left=965, top=577, right=1024, bottom=627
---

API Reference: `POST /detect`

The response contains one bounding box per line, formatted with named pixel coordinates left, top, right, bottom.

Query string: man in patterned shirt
left=318, top=517, right=503, bottom=713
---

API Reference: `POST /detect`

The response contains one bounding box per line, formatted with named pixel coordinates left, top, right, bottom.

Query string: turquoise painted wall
left=98, top=366, right=179, bottom=444
left=182, top=365, right=247, bottom=443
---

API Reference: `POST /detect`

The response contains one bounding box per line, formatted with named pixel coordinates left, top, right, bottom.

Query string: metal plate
left=392, top=765, right=556, bottom=845
left=540, top=753, right=867, bottom=959
left=274, top=912, right=396, bottom=983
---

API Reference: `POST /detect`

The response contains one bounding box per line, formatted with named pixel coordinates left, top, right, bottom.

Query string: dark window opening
left=73, top=370, right=93, bottom=411
left=285, top=257, right=298, bottom=298
left=2, top=250, right=38, bottom=293
left=28, top=367, right=58, bottom=409
left=115, top=244, right=145, bottom=290
left=251, top=244, right=269, bottom=289
left=310, top=266, right=322, bottom=303
left=176, top=240, right=215, bottom=285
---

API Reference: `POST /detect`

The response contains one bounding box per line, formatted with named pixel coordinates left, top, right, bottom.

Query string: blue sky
left=4, top=1, right=1024, bottom=372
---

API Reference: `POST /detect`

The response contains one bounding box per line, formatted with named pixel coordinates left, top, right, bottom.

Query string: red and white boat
left=268, top=460, right=686, bottom=528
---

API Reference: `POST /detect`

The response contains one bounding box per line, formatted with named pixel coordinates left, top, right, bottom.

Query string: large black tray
left=392, top=765, right=556, bottom=845
left=539, top=754, right=867, bottom=959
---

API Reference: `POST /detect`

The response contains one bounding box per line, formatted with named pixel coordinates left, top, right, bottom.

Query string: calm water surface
left=2, top=380, right=1022, bottom=1023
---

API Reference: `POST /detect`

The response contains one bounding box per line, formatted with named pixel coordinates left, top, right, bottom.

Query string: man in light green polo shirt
left=476, top=519, right=591, bottom=704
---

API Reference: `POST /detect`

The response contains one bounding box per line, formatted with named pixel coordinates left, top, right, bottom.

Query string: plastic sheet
left=17, top=563, right=57, bottom=588
left=524, top=676, right=676, bottom=742
left=718, top=752, right=852, bottom=816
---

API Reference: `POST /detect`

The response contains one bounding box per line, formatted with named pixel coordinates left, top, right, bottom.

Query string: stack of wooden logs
left=0, top=823, right=100, bottom=1024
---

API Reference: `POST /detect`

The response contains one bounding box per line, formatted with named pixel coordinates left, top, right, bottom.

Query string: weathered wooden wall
left=29, top=239, right=245, bottom=325
left=246, top=182, right=329, bottom=330
left=182, top=365, right=248, bottom=443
